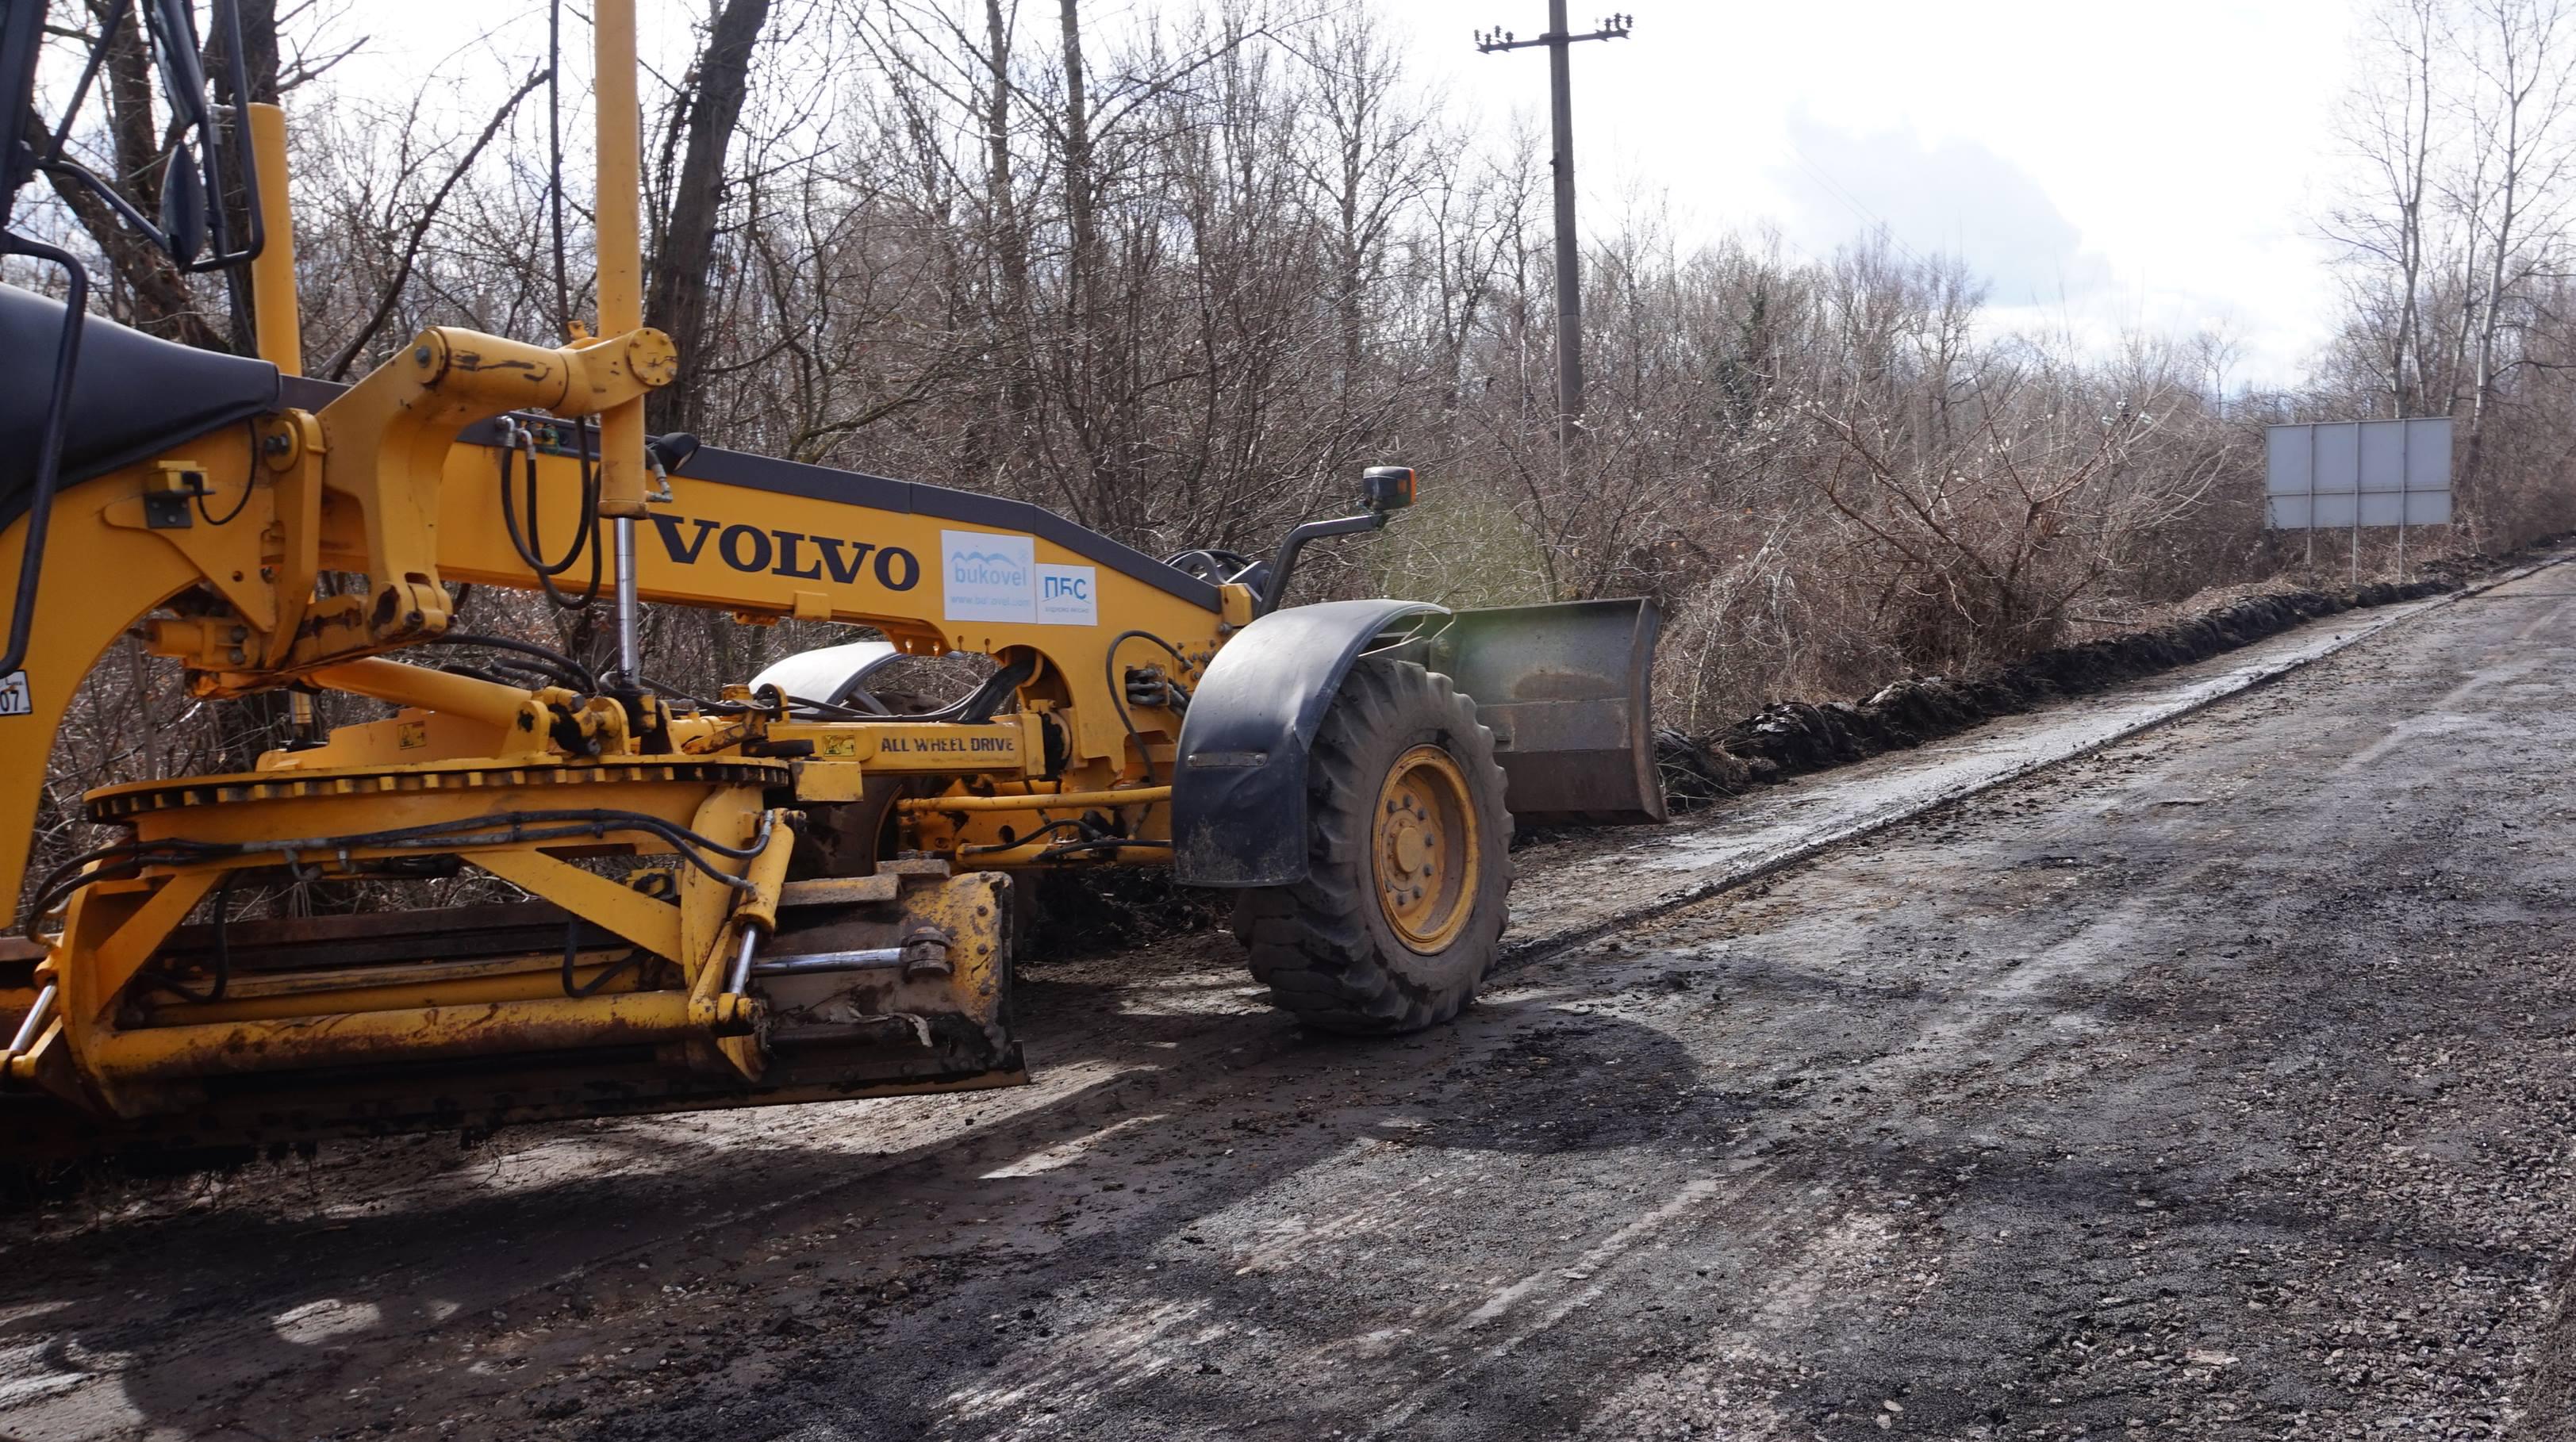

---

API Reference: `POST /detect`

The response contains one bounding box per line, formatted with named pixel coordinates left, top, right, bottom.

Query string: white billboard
left=2265, top=418, right=2452, bottom=529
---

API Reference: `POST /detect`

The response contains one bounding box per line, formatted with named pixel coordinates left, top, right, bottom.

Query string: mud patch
left=1024, top=868, right=1227, bottom=960
left=1656, top=581, right=2455, bottom=809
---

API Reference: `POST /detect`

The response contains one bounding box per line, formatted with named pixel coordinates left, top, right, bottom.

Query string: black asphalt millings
left=1025, top=866, right=1227, bottom=961
left=1657, top=580, right=2458, bottom=811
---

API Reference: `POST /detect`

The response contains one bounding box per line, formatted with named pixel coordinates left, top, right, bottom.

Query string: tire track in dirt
left=7, top=565, right=2576, bottom=1440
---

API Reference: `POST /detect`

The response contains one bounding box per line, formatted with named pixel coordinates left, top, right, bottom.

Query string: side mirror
left=1362, top=465, right=1415, bottom=512
left=158, top=140, right=207, bottom=263
left=645, top=431, right=702, bottom=474
left=36, top=0, right=267, bottom=274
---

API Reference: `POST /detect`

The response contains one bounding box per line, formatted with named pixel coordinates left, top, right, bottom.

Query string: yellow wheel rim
left=1372, top=744, right=1481, bottom=953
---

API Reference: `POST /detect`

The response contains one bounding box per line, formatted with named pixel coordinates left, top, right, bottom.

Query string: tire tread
left=1230, top=658, right=1513, bottom=1034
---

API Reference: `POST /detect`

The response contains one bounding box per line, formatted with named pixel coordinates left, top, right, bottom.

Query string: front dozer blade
left=1430, top=597, right=1665, bottom=826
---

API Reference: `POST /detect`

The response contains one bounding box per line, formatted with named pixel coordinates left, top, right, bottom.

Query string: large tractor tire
left=1231, top=658, right=1514, bottom=1033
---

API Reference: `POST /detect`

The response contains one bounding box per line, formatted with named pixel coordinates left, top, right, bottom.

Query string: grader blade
left=1431, top=597, right=1667, bottom=826
left=0, top=861, right=1021, bottom=1160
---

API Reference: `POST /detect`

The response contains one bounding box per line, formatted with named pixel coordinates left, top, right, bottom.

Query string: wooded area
left=13, top=0, right=2576, bottom=875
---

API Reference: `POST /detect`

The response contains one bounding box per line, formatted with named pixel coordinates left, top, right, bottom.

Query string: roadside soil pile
left=1657, top=578, right=2455, bottom=808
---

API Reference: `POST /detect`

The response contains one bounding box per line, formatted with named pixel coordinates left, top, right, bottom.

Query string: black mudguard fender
left=1170, top=599, right=1445, bottom=887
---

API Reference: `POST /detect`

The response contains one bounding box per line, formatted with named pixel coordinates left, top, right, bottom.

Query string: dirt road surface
left=9, top=566, right=2576, bottom=1442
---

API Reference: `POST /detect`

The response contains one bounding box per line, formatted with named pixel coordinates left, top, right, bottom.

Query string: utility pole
left=1476, top=6, right=1631, bottom=458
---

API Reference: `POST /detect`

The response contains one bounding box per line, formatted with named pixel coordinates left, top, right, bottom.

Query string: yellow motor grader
left=0, top=0, right=1661, bottom=1160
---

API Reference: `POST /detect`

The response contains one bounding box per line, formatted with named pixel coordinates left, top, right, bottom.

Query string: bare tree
left=2455, top=0, right=2576, bottom=477
left=645, top=0, right=776, bottom=434
left=2326, top=0, right=2446, bottom=417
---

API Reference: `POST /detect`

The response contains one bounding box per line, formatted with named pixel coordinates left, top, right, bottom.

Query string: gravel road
left=6, top=567, right=2576, bottom=1442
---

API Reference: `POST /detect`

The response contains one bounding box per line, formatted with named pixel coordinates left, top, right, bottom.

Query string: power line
left=1776, top=134, right=1941, bottom=275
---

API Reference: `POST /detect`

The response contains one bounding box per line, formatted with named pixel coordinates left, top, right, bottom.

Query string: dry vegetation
left=13, top=0, right=2576, bottom=902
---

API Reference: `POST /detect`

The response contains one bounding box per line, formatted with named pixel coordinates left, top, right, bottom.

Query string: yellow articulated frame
left=410, top=450, right=1231, bottom=772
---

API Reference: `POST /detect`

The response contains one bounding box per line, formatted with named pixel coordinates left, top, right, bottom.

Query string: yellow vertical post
left=593, top=0, right=649, bottom=519
left=245, top=103, right=301, bottom=376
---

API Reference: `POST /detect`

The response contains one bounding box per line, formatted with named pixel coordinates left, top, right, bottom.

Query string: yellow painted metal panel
left=88, top=990, right=716, bottom=1089
left=470, top=849, right=685, bottom=960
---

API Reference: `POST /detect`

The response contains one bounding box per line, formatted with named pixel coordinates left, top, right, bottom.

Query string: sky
left=313, top=0, right=2368, bottom=390
left=1391, top=0, right=2363, bottom=388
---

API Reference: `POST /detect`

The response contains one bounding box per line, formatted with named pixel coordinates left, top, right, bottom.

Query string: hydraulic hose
left=18, top=808, right=778, bottom=935
left=497, top=416, right=603, bottom=611
left=413, top=633, right=600, bottom=693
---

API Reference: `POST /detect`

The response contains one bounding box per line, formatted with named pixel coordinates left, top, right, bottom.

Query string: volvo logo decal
left=647, top=516, right=921, bottom=590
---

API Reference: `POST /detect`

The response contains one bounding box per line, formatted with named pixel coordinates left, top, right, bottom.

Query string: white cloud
left=1772, top=109, right=2116, bottom=307
left=1394, top=0, right=2363, bottom=388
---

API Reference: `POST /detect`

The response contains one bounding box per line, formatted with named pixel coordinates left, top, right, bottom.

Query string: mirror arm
left=13, top=0, right=263, bottom=273
left=39, top=3, right=123, bottom=171
left=1258, top=511, right=1390, bottom=615
left=40, top=158, right=170, bottom=251
left=11, top=0, right=259, bottom=273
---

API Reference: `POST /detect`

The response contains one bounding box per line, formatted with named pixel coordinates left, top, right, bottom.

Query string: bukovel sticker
left=940, top=531, right=1036, bottom=623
